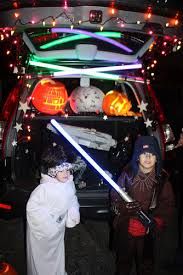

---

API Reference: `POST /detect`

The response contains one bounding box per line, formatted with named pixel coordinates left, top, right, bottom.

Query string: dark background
left=152, top=48, right=183, bottom=139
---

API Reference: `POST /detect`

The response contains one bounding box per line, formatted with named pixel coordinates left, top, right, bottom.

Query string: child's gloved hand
left=128, top=218, right=147, bottom=237
left=125, top=201, right=141, bottom=216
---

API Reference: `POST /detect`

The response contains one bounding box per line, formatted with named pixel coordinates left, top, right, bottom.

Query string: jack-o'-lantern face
left=31, top=78, right=68, bottom=115
left=102, top=90, right=132, bottom=116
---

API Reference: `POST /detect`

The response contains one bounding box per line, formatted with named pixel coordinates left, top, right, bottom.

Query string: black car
left=0, top=4, right=177, bottom=220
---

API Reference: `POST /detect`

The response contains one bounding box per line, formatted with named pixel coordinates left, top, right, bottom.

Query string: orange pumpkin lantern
left=102, top=90, right=132, bottom=116
left=31, top=78, right=68, bottom=115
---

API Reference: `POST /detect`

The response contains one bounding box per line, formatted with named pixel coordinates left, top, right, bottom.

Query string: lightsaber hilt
left=117, top=189, right=153, bottom=227
left=50, top=119, right=153, bottom=227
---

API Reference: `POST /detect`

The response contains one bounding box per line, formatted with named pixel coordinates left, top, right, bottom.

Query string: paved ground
left=0, top=212, right=183, bottom=275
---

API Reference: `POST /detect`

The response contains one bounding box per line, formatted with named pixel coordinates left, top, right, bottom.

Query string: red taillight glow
left=147, top=85, right=165, bottom=123
left=0, top=203, right=12, bottom=210
left=2, top=80, right=22, bottom=121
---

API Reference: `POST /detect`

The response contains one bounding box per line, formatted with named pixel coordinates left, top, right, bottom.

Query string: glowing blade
left=50, top=119, right=132, bottom=202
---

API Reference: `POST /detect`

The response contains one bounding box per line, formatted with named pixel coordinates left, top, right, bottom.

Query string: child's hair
left=40, top=145, right=67, bottom=174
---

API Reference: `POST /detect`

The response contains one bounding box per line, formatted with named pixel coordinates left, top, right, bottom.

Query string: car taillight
left=2, top=79, right=22, bottom=121
left=147, top=85, right=165, bottom=123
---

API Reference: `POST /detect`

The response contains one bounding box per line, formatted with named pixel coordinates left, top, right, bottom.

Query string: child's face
left=56, top=169, right=71, bottom=183
left=139, top=152, right=156, bottom=173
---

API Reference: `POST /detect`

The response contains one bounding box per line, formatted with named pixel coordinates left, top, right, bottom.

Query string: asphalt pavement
left=0, top=212, right=183, bottom=275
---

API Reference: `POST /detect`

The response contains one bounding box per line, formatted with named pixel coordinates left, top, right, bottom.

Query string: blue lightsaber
left=50, top=119, right=153, bottom=227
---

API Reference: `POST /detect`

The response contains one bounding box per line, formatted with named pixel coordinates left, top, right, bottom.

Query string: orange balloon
left=31, top=78, right=68, bottom=115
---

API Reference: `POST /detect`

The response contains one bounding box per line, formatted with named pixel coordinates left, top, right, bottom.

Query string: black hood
left=131, top=135, right=162, bottom=177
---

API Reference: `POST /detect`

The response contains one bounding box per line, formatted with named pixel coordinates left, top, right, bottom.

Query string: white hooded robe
left=26, top=174, right=80, bottom=275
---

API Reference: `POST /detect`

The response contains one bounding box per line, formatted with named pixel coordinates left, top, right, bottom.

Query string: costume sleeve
left=66, top=183, right=80, bottom=228
left=26, top=185, right=60, bottom=239
left=110, top=171, right=129, bottom=218
left=153, top=177, right=175, bottom=225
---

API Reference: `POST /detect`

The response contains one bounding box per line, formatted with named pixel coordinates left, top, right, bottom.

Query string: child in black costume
left=111, top=136, right=175, bottom=275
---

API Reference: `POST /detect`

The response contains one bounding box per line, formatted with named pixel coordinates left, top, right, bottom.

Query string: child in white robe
left=26, top=145, right=80, bottom=275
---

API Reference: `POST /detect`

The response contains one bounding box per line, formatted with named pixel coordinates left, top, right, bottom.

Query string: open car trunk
left=13, top=116, right=148, bottom=188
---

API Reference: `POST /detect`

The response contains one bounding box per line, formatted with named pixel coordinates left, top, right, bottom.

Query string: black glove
left=125, top=201, right=142, bottom=216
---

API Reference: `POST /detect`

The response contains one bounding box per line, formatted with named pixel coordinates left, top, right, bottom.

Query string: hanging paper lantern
left=31, top=78, right=68, bottom=115
left=69, top=86, right=104, bottom=113
left=102, top=90, right=133, bottom=116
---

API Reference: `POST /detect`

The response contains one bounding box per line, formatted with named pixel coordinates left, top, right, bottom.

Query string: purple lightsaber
left=51, top=28, right=133, bottom=53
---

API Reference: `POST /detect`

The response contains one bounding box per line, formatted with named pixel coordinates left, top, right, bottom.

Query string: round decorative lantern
left=31, top=78, right=68, bottom=115
left=102, top=90, right=132, bottom=116
left=69, top=86, right=104, bottom=113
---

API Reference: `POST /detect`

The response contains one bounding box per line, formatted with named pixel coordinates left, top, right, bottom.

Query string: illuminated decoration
left=137, top=100, right=148, bottom=113
left=23, top=31, right=153, bottom=64
left=85, top=63, right=142, bottom=72
left=102, top=90, right=141, bottom=116
left=32, top=32, right=59, bottom=44
left=1, top=5, right=182, bottom=81
left=18, top=101, right=30, bottom=114
left=53, top=64, right=142, bottom=76
left=12, top=140, right=17, bottom=147
left=53, top=72, right=146, bottom=83
left=31, top=78, right=68, bottom=115
left=51, top=28, right=133, bottom=53
left=0, top=5, right=181, bottom=36
left=50, top=119, right=153, bottom=227
left=30, top=59, right=142, bottom=73
left=69, top=86, right=104, bottom=113
left=29, top=60, right=119, bottom=80
left=14, top=122, right=23, bottom=132
left=40, top=31, right=122, bottom=49
left=29, top=60, right=143, bottom=82
left=144, top=118, right=153, bottom=128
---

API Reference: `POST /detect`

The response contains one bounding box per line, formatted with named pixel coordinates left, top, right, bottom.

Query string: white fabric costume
left=26, top=174, right=80, bottom=275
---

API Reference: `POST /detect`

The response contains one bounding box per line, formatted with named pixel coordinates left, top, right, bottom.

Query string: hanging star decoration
left=14, top=122, right=23, bottom=132
left=137, top=100, right=148, bottom=113
left=124, top=136, right=129, bottom=142
left=12, top=140, right=17, bottom=146
left=30, top=113, right=35, bottom=119
left=18, top=101, right=31, bottom=114
left=144, top=118, right=153, bottom=128
left=103, top=115, right=108, bottom=120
